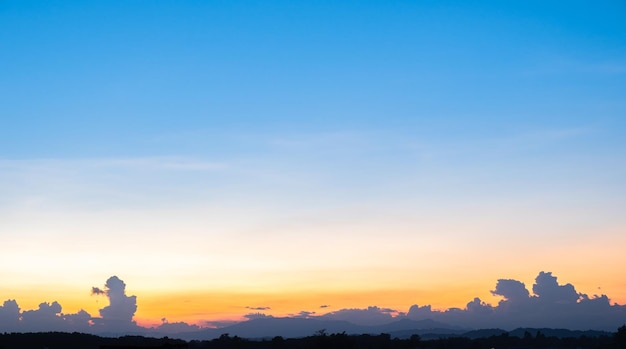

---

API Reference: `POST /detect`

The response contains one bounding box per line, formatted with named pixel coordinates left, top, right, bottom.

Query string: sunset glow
left=1, top=0, right=625, bottom=333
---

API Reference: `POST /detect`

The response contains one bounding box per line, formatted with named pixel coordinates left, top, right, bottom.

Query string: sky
left=1, top=0, right=625, bottom=329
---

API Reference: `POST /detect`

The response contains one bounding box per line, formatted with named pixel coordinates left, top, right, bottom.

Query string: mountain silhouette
left=173, top=317, right=463, bottom=340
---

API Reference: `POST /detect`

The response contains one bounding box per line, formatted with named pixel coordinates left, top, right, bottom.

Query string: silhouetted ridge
left=507, top=327, right=612, bottom=339
left=0, top=329, right=622, bottom=349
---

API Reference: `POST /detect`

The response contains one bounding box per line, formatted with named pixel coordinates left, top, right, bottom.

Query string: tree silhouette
left=615, top=325, right=626, bottom=348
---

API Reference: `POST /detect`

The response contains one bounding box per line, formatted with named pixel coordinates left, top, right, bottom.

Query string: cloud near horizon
left=0, top=275, right=141, bottom=334
left=0, top=272, right=624, bottom=334
left=91, top=276, right=139, bottom=332
left=245, top=306, right=271, bottom=311
left=320, top=306, right=403, bottom=326
left=243, top=312, right=273, bottom=320
left=405, top=271, right=626, bottom=330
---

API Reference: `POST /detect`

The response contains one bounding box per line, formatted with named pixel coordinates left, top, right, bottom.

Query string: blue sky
left=3, top=0, right=625, bottom=158
left=1, top=0, right=626, bottom=324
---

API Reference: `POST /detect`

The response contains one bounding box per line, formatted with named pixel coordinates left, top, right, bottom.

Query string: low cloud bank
left=405, top=271, right=625, bottom=330
left=0, top=271, right=624, bottom=334
left=320, top=306, right=403, bottom=326
left=276, top=272, right=625, bottom=331
left=0, top=275, right=140, bottom=334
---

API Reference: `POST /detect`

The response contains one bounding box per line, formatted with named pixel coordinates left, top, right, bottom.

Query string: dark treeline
left=1, top=326, right=625, bottom=349
left=0, top=333, right=185, bottom=349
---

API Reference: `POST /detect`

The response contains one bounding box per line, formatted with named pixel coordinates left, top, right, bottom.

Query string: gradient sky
left=1, top=1, right=625, bottom=327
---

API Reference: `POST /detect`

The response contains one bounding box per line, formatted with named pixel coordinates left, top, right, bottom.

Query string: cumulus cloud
left=0, top=271, right=624, bottom=334
left=407, top=271, right=626, bottom=331
left=491, top=279, right=530, bottom=304
left=92, top=276, right=139, bottom=332
left=63, top=309, right=93, bottom=333
left=533, top=271, right=580, bottom=304
left=17, top=302, right=95, bottom=333
left=20, top=301, right=64, bottom=332
left=0, top=275, right=142, bottom=334
left=407, top=304, right=432, bottom=320
left=291, top=311, right=316, bottom=318
left=0, top=275, right=191, bottom=335
left=321, top=306, right=400, bottom=326
left=0, top=299, right=21, bottom=331
left=244, top=312, right=273, bottom=320
left=155, top=321, right=201, bottom=334
left=465, top=298, right=493, bottom=315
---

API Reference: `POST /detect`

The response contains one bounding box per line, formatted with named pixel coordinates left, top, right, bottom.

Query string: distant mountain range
left=146, top=317, right=612, bottom=341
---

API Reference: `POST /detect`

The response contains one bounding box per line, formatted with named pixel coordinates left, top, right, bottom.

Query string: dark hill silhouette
left=507, top=327, right=611, bottom=338
left=0, top=328, right=621, bottom=349
left=180, top=317, right=363, bottom=340
left=175, top=317, right=465, bottom=340
left=374, top=318, right=465, bottom=332
left=460, top=328, right=508, bottom=339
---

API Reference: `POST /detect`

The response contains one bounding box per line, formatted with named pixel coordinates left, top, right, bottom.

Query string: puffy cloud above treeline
left=0, top=276, right=140, bottom=334
left=404, top=271, right=626, bottom=330
left=0, top=299, right=94, bottom=333
left=279, top=272, right=625, bottom=331
left=320, top=306, right=403, bottom=326
left=93, top=276, right=140, bottom=332
left=0, top=272, right=624, bottom=334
